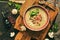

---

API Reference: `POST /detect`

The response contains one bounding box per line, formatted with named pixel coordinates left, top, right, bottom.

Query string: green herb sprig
left=30, top=8, right=39, bottom=17
left=8, top=1, right=21, bottom=10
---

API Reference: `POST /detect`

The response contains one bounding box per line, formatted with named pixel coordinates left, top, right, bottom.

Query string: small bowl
left=23, top=5, right=50, bottom=31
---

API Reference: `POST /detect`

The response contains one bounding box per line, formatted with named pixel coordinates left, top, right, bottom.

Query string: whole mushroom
left=11, top=9, right=18, bottom=15
left=48, top=32, right=54, bottom=38
left=20, top=25, right=26, bottom=31
left=10, top=32, right=15, bottom=37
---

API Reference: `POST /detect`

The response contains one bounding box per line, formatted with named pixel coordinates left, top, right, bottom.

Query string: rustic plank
left=40, top=7, right=59, bottom=40
left=14, top=7, right=59, bottom=40
left=15, top=32, right=24, bottom=40
left=14, top=0, right=59, bottom=40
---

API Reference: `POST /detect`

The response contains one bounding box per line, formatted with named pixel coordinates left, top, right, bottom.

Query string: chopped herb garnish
left=15, top=4, right=21, bottom=10
left=39, top=24, right=40, bottom=26
left=30, top=11, right=37, bottom=17
left=35, top=8, right=39, bottom=13
left=30, top=8, right=39, bottom=17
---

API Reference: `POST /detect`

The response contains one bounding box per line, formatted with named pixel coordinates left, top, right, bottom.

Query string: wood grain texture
left=14, top=16, right=22, bottom=31
left=38, top=7, right=59, bottom=40
left=14, top=0, right=59, bottom=40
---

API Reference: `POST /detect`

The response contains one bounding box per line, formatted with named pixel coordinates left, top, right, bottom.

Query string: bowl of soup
left=23, top=5, right=49, bottom=31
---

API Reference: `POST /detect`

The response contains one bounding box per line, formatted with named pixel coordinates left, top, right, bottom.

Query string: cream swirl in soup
left=25, top=8, right=48, bottom=29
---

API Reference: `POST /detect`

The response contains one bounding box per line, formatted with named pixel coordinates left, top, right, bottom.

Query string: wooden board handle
left=19, top=0, right=36, bottom=17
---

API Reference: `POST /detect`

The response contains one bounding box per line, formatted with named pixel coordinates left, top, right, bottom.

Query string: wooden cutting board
left=14, top=0, right=59, bottom=40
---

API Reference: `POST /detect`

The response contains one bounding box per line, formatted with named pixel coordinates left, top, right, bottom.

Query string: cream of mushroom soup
left=23, top=6, right=49, bottom=31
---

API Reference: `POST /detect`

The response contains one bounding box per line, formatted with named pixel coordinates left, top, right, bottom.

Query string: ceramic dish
left=23, top=5, right=49, bottom=31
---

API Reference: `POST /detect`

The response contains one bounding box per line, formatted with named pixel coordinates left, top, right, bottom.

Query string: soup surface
left=24, top=8, right=48, bottom=30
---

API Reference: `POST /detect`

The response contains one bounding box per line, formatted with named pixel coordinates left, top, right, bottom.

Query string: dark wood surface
left=0, top=1, right=59, bottom=40
left=0, top=1, right=19, bottom=40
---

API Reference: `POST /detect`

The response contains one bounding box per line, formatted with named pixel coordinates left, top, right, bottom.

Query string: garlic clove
left=48, top=32, right=54, bottom=38
left=10, top=32, right=15, bottom=37
left=11, top=9, right=18, bottom=14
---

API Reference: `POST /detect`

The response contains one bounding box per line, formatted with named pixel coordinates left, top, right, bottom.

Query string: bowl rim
left=23, top=5, right=50, bottom=31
